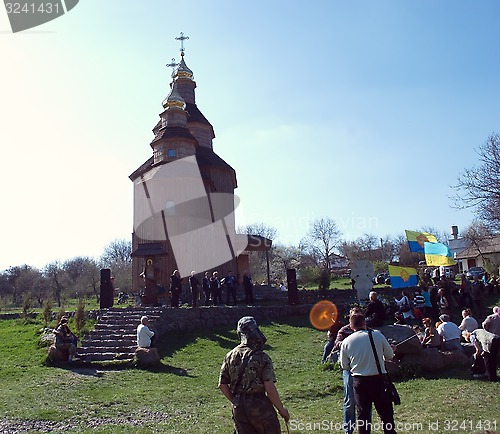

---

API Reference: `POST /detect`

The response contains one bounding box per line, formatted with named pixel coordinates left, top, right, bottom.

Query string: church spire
left=173, top=32, right=194, bottom=81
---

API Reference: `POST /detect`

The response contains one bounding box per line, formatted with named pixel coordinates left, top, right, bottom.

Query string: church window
left=168, top=149, right=177, bottom=158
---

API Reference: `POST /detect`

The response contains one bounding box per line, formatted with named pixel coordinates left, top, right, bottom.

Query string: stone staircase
left=77, top=307, right=164, bottom=363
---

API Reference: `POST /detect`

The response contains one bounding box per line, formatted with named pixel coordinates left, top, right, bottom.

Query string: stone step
left=77, top=352, right=134, bottom=362
left=100, top=312, right=161, bottom=319
left=79, top=339, right=136, bottom=348
left=78, top=308, right=164, bottom=363
left=78, top=345, right=136, bottom=355
left=85, top=331, right=136, bottom=339
left=94, top=324, right=138, bottom=331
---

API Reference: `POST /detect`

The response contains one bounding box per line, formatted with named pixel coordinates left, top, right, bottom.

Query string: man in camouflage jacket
left=218, top=316, right=289, bottom=433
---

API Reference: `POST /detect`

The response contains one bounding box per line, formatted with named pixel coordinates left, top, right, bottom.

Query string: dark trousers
left=203, top=289, right=211, bottom=306
left=212, top=288, right=222, bottom=306
left=244, top=287, right=253, bottom=305
left=483, top=337, right=500, bottom=382
left=192, top=288, right=199, bottom=307
left=226, top=287, right=237, bottom=305
left=353, top=375, right=397, bottom=434
left=232, top=394, right=280, bottom=434
left=171, top=289, right=180, bottom=307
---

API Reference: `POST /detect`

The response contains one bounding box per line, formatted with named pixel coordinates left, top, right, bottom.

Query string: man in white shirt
left=483, top=306, right=500, bottom=336
left=137, top=316, right=155, bottom=348
left=437, top=314, right=462, bottom=351
left=469, top=328, right=499, bottom=382
left=458, top=309, right=478, bottom=336
left=340, top=314, right=397, bottom=434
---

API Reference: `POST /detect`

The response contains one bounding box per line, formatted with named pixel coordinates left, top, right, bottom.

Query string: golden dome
left=162, top=81, right=186, bottom=110
left=174, top=53, right=194, bottom=81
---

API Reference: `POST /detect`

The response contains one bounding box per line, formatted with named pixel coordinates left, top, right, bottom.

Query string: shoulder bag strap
left=231, top=352, right=252, bottom=396
left=368, top=330, right=383, bottom=376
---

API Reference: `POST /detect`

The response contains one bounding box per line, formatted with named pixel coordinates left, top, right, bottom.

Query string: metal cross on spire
left=175, top=32, right=189, bottom=55
left=166, top=58, right=178, bottom=74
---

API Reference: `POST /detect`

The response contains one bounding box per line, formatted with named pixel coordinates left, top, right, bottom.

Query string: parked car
left=373, top=272, right=390, bottom=285
left=442, top=267, right=456, bottom=279
left=466, top=266, right=485, bottom=279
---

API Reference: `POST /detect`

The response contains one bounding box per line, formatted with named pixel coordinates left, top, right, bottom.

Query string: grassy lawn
left=0, top=304, right=499, bottom=433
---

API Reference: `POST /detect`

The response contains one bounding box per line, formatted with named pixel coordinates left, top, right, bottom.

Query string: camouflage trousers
left=232, top=393, right=281, bottom=434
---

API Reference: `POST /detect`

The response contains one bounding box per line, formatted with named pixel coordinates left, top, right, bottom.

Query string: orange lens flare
left=309, top=300, right=338, bottom=330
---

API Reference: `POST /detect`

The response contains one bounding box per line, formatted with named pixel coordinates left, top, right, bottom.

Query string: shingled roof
left=129, top=147, right=236, bottom=183
left=151, top=126, right=198, bottom=144
left=455, top=236, right=500, bottom=259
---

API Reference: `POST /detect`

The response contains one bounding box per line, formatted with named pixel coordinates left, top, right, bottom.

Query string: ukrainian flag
left=424, top=242, right=456, bottom=266
left=405, top=230, right=438, bottom=253
left=388, top=265, right=418, bottom=289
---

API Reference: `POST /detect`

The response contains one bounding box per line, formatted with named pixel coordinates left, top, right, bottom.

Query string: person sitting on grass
left=53, top=316, right=77, bottom=362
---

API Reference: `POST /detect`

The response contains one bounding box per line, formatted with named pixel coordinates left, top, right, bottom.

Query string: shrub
left=56, top=307, right=68, bottom=324
left=42, top=299, right=52, bottom=326
left=74, top=299, right=86, bottom=333
left=298, top=267, right=321, bottom=286
left=22, top=295, right=32, bottom=321
left=319, top=268, right=330, bottom=291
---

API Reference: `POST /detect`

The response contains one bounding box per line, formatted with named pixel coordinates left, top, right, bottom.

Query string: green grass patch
left=0, top=308, right=499, bottom=433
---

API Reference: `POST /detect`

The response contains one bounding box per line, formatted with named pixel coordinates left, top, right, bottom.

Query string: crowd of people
left=166, top=269, right=255, bottom=308
left=320, top=285, right=500, bottom=434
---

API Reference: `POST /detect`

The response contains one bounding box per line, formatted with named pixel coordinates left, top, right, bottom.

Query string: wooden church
left=129, top=35, right=270, bottom=302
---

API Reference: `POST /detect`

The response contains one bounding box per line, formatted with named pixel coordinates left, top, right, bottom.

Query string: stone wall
left=154, top=304, right=312, bottom=335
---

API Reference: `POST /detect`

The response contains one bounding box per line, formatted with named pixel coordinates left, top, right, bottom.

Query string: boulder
left=400, top=347, right=445, bottom=371
left=48, top=345, right=69, bottom=362
left=441, top=349, right=469, bottom=367
left=375, top=325, right=423, bottom=354
left=135, top=347, right=160, bottom=367
left=384, top=359, right=402, bottom=377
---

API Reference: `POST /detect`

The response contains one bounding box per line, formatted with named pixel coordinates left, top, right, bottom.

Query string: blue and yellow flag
left=388, top=265, right=418, bottom=289
left=405, top=230, right=438, bottom=253
left=424, top=242, right=456, bottom=266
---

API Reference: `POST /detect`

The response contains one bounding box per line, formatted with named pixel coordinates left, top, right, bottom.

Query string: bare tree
left=100, top=239, right=132, bottom=293
left=461, top=220, right=499, bottom=273
left=237, top=224, right=278, bottom=281
left=339, top=234, right=396, bottom=263
left=237, top=223, right=278, bottom=240
left=269, top=244, right=301, bottom=282
left=3, top=265, right=45, bottom=307
left=453, top=133, right=500, bottom=232
left=63, top=257, right=100, bottom=300
left=301, top=217, right=342, bottom=270
left=101, top=239, right=132, bottom=265
left=44, top=261, right=67, bottom=308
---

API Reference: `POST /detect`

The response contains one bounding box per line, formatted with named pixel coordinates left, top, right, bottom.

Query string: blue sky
left=1, top=0, right=499, bottom=270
